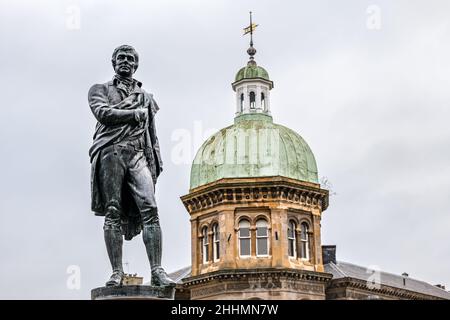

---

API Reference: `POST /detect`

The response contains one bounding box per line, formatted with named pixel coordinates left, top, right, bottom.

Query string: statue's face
left=113, top=50, right=137, bottom=77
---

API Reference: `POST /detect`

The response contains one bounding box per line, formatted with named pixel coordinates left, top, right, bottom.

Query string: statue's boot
left=143, top=224, right=175, bottom=287
left=104, top=228, right=124, bottom=286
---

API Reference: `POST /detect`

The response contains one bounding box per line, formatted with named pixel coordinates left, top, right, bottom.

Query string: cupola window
left=249, top=91, right=256, bottom=109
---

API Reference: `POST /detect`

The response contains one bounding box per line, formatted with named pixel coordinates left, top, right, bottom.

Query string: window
left=288, top=220, right=296, bottom=258
left=300, top=222, right=310, bottom=260
left=202, top=226, right=209, bottom=263
left=261, top=92, right=265, bottom=109
left=239, top=220, right=251, bottom=257
left=213, top=223, right=220, bottom=261
left=256, top=219, right=269, bottom=256
left=240, top=93, right=244, bottom=110
left=249, top=91, right=256, bottom=109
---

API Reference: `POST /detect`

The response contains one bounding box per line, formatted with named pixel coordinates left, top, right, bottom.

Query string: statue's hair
left=111, top=45, right=139, bottom=69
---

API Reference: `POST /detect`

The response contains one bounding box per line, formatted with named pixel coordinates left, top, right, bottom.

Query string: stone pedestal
left=91, top=285, right=175, bottom=300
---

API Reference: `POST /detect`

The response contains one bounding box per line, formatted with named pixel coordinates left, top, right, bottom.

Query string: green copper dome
left=190, top=114, right=319, bottom=190
left=235, top=64, right=270, bottom=82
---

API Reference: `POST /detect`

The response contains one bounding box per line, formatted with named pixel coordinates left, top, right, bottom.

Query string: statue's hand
left=121, top=94, right=141, bottom=108
left=134, top=108, right=148, bottom=123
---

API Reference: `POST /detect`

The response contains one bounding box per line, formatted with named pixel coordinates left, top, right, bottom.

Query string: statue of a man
left=88, top=45, right=174, bottom=287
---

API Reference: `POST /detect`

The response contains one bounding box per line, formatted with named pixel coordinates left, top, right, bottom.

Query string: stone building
left=170, top=32, right=450, bottom=301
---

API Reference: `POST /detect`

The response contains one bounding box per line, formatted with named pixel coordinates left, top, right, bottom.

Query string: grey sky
left=0, top=0, right=449, bottom=299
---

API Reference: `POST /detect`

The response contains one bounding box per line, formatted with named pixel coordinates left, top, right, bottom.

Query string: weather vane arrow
left=243, top=11, right=258, bottom=37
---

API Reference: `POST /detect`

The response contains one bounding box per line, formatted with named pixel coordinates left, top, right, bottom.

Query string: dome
left=235, top=64, right=270, bottom=82
left=190, top=113, right=319, bottom=190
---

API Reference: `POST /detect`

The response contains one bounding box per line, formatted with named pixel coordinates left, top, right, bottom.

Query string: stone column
left=250, top=224, right=257, bottom=256
left=243, top=86, right=250, bottom=113
left=312, top=211, right=324, bottom=271
left=256, top=86, right=262, bottom=111
left=265, top=89, right=271, bottom=113
left=191, top=217, right=199, bottom=276
left=270, top=208, right=285, bottom=267
left=236, top=88, right=241, bottom=114
left=220, top=209, right=237, bottom=269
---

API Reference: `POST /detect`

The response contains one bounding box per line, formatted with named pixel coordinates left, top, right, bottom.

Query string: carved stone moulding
left=181, top=176, right=329, bottom=214
left=327, top=278, right=444, bottom=300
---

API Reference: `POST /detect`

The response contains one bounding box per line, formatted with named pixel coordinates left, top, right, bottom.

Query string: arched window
left=213, top=223, right=220, bottom=261
left=238, top=220, right=251, bottom=257
left=300, top=222, right=310, bottom=260
left=261, top=92, right=265, bottom=109
left=288, top=220, right=297, bottom=258
left=202, top=226, right=209, bottom=263
left=240, top=93, right=244, bottom=111
left=249, top=91, right=256, bottom=109
left=256, top=219, right=269, bottom=256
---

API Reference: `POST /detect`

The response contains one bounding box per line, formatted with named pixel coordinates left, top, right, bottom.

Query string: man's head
left=111, top=45, right=139, bottom=77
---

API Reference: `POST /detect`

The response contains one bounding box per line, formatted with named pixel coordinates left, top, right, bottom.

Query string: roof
left=325, top=261, right=450, bottom=299
left=189, top=115, right=319, bottom=190
left=168, top=266, right=192, bottom=284
left=167, top=262, right=450, bottom=299
left=234, top=64, right=270, bottom=82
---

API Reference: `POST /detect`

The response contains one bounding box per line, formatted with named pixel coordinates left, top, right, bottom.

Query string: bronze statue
left=88, top=45, right=174, bottom=287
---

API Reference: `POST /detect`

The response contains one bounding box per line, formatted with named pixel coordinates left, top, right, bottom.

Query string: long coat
left=88, top=79, right=163, bottom=240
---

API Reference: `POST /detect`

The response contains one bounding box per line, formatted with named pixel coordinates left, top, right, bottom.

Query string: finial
left=243, top=11, right=259, bottom=66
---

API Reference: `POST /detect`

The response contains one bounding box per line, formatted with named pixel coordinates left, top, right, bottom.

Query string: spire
left=243, top=11, right=258, bottom=66
left=233, top=12, right=273, bottom=119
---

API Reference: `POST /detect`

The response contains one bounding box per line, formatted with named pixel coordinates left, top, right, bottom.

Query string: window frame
left=300, top=222, right=310, bottom=260
left=212, top=223, right=220, bottom=262
left=202, top=226, right=209, bottom=264
left=256, top=219, right=269, bottom=257
left=288, top=220, right=297, bottom=258
left=238, top=219, right=251, bottom=257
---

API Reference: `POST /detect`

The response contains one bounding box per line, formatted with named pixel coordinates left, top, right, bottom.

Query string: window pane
left=215, top=242, right=220, bottom=259
left=203, top=244, right=209, bottom=262
left=257, top=238, right=268, bottom=255
left=288, top=226, right=294, bottom=238
left=239, top=227, right=250, bottom=237
left=213, top=225, right=219, bottom=241
left=288, top=239, right=294, bottom=257
left=240, top=238, right=250, bottom=256
left=256, top=226, right=267, bottom=237
left=301, top=223, right=308, bottom=240
left=301, top=242, right=307, bottom=259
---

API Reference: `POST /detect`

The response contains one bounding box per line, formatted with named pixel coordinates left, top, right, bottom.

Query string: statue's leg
left=99, top=146, right=126, bottom=286
left=127, top=152, right=175, bottom=287
left=104, top=207, right=124, bottom=286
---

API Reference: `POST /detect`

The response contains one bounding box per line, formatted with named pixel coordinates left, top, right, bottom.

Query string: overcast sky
left=0, top=0, right=449, bottom=299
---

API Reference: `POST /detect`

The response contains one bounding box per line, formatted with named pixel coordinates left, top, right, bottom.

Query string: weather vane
left=243, top=11, right=258, bottom=65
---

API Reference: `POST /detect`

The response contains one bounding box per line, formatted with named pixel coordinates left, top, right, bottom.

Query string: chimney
left=322, top=245, right=336, bottom=264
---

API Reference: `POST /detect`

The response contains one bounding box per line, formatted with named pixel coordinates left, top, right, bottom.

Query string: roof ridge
left=337, top=260, right=449, bottom=293
left=329, top=261, right=347, bottom=277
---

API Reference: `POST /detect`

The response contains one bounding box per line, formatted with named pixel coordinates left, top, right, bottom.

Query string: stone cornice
left=182, top=268, right=333, bottom=287
left=180, top=176, right=329, bottom=214
left=328, top=277, right=446, bottom=300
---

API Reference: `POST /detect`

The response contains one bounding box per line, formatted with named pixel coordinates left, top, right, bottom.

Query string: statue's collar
left=112, top=75, right=143, bottom=95
left=113, top=75, right=142, bottom=88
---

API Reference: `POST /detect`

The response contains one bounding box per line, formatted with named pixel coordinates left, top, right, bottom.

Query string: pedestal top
left=91, top=285, right=175, bottom=300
